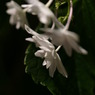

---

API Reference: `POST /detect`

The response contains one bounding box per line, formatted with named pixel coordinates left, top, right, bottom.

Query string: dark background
left=1, top=0, right=95, bottom=95
left=0, top=0, right=52, bottom=95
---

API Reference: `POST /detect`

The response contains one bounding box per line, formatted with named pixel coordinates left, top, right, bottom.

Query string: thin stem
left=45, top=0, right=53, bottom=7
left=51, top=21, right=55, bottom=29
left=56, top=45, right=61, bottom=52
left=65, top=0, right=73, bottom=30
left=22, top=4, right=32, bottom=12
left=53, top=16, right=64, bottom=28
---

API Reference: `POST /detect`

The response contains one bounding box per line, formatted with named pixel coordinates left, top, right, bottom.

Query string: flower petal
left=49, top=62, right=56, bottom=77
left=42, top=60, right=47, bottom=66
left=26, top=0, right=39, bottom=4
left=62, top=36, right=72, bottom=56
left=33, top=36, right=54, bottom=50
left=9, top=15, right=16, bottom=24
left=46, top=60, right=51, bottom=69
left=6, top=8, right=16, bottom=15
left=35, top=50, right=45, bottom=58
left=25, top=25, right=39, bottom=36
left=79, top=46, right=88, bottom=55
left=16, top=21, right=21, bottom=29
left=56, top=53, right=68, bottom=78
left=25, top=37, right=34, bottom=42
left=39, top=46, right=51, bottom=52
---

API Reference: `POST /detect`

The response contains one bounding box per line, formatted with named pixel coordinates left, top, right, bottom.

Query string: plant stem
left=45, top=0, right=54, bottom=7
left=56, top=45, right=61, bottom=52
left=65, top=0, right=73, bottom=30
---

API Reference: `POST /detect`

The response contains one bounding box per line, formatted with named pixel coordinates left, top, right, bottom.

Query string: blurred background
left=0, top=0, right=52, bottom=95
left=0, top=0, right=95, bottom=95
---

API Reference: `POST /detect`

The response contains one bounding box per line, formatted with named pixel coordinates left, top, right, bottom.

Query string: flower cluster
left=6, top=0, right=28, bottom=29
left=6, top=0, right=88, bottom=78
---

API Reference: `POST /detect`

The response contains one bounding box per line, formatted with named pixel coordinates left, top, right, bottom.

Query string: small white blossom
left=25, top=25, right=68, bottom=78
left=25, top=24, right=48, bottom=42
left=26, top=0, right=53, bottom=7
left=41, top=28, right=88, bottom=56
left=35, top=45, right=68, bottom=78
left=38, top=0, right=87, bottom=56
left=25, top=25, right=54, bottom=49
left=22, top=0, right=53, bottom=25
left=22, top=0, right=63, bottom=27
left=6, top=1, right=28, bottom=29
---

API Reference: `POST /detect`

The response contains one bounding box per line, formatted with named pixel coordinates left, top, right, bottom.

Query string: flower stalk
left=64, top=0, right=73, bottom=30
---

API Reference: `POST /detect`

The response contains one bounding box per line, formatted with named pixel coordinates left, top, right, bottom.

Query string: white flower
left=26, top=0, right=53, bottom=7
left=25, top=24, right=48, bottom=44
left=35, top=45, right=68, bottom=78
left=22, top=1, right=63, bottom=27
left=22, top=0, right=53, bottom=25
left=26, top=0, right=39, bottom=4
left=25, top=25, right=68, bottom=78
left=6, top=1, right=28, bottom=29
left=41, top=28, right=88, bottom=56
left=25, top=25, right=54, bottom=49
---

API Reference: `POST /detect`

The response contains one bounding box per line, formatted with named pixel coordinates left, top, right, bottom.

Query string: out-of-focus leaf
left=75, top=54, right=95, bottom=95
left=72, top=0, right=95, bottom=95
left=24, top=43, right=79, bottom=95
left=55, top=0, right=66, bottom=9
left=24, top=0, right=95, bottom=95
left=24, top=44, right=61, bottom=95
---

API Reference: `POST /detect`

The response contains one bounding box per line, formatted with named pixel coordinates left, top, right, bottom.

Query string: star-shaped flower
left=21, top=0, right=63, bottom=27
left=6, top=1, right=28, bottom=29
left=22, top=1, right=53, bottom=25
left=41, top=28, right=88, bottom=56
left=35, top=45, right=68, bottom=78
left=25, top=25, right=68, bottom=78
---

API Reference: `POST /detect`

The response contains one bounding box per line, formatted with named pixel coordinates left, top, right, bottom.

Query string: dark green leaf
left=24, top=0, right=95, bottom=95
left=72, top=0, right=95, bottom=95
left=24, top=44, right=62, bottom=95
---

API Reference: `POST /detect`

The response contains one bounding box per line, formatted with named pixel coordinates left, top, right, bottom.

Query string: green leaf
left=58, top=16, right=68, bottom=23
left=55, top=0, right=66, bottom=9
left=24, top=0, right=95, bottom=95
left=24, top=43, right=79, bottom=95
left=24, top=44, right=62, bottom=95
left=72, top=0, right=95, bottom=95
left=75, top=54, right=95, bottom=95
